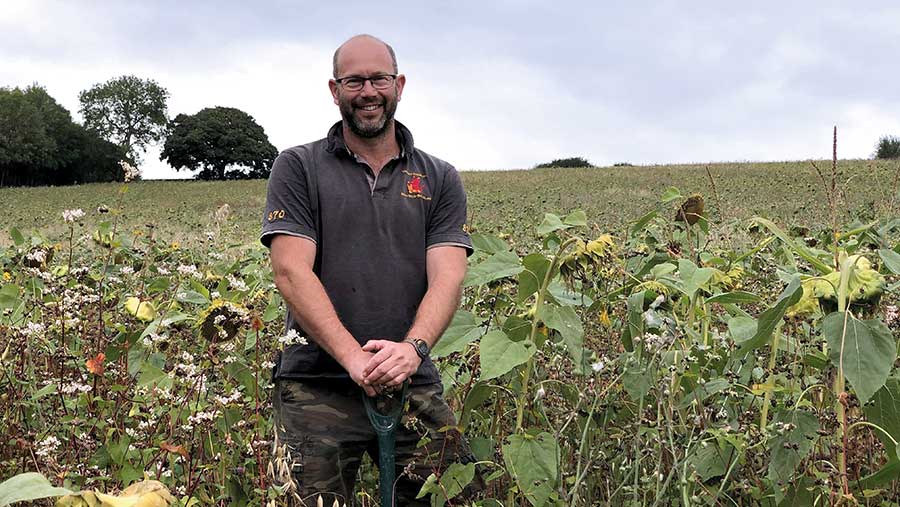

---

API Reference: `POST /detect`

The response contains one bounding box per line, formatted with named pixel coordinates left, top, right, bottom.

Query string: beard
left=339, top=93, right=398, bottom=139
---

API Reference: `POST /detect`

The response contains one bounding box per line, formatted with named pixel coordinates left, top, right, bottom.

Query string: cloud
left=2, top=1, right=900, bottom=178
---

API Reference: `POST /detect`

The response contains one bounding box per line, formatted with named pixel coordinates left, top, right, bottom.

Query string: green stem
left=792, top=384, right=826, bottom=410
left=835, top=221, right=877, bottom=241
left=686, top=222, right=695, bottom=262
left=713, top=448, right=741, bottom=504
left=759, top=325, right=782, bottom=431
left=834, top=255, right=856, bottom=494
left=686, top=293, right=696, bottom=330
left=634, top=394, right=643, bottom=506
left=701, top=301, right=709, bottom=348
left=653, top=400, right=664, bottom=501
left=569, top=392, right=600, bottom=506
left=845, top=421, right=899, bottom=448
left=514, top=237, right=578, bottom=433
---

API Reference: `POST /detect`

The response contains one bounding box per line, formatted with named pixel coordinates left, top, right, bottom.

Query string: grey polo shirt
left=260, top=120, right=473, bottom=385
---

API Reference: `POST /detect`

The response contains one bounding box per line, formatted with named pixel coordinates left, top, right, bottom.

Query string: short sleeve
left=426, top=166, right=474, bottom=256
left=260, top=150, right=317, bottom=248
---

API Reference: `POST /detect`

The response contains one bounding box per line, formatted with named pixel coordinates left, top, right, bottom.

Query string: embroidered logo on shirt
left=401, top=170, right=432, bottom=200
left=407, top=176, right=423, bottom=194
left=267, top=209, right=286, bottom=221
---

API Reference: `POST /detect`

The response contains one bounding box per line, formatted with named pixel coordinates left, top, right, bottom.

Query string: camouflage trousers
left=272, top=378, right=481, bottom=506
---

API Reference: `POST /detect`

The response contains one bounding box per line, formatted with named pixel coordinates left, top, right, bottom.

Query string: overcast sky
left=3, top=1, right=900, bottom=179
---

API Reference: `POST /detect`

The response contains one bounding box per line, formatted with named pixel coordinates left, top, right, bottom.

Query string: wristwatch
left=404, top=338, right=430, bottom=361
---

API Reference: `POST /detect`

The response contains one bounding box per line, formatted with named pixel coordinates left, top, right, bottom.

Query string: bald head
left=332, top=34, right=398, bottom=78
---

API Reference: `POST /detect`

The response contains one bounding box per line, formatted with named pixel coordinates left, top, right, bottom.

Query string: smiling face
left=329, top=36, right=405, bottom=139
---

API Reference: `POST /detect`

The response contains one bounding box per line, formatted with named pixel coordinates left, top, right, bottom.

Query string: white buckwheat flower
left=278, top=329, right=308, bottom=347
left=886, top=305, right=898, bottom=328
left=120, top=161, right=140, bottom=182
left=22, top=322, right=45, bottom=338
left=227, top=274, right=248, bottom=291
left=35, top=436, right=61, bottom=458
left=60, top=381, right=93, bottom=394
left=177, top=264, right=203, bottom=280
left=25, top=250, right=47, bottom=264
left=62, top=208, right=86, bottom=223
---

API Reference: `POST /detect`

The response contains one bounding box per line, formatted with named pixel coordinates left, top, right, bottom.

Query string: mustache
left=354, top=100, right=385, bottom=107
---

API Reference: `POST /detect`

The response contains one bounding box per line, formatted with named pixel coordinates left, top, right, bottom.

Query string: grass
left=0, top=159, right=897, bottom=246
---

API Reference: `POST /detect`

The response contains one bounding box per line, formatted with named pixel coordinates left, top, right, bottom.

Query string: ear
left=395, top=74, right=406, bottom=101
left=329, top=79, right=340, bottom=105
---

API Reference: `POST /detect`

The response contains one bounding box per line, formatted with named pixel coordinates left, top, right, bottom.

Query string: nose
left=359, top=79, right=379, bottom=95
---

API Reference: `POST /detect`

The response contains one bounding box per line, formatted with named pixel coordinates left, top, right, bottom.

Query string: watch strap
left=404, top=338, right=430, bottom=360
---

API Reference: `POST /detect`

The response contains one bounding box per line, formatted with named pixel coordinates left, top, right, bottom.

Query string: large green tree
left=160, top=106, right=277, bottom=180
left=0, top=85, right=124, bottom=187
left=0, top=88, right=55, bottom=182
left=875, top=135, right=900, bottom=159
left=78, top=75, right=169, bottom=164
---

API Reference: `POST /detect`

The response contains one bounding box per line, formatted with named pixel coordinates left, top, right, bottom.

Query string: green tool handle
left=363, top=383, right=408, bottom=507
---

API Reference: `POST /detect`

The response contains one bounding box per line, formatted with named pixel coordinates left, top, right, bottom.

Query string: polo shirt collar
left=325, top=120, right=415, bottom=158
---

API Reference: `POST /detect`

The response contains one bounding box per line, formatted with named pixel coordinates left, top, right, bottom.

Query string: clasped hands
left=346, top=340, right=421, bottom=397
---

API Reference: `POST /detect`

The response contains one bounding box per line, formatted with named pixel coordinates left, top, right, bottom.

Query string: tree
left=534, top=157, right=594, bottom=169
left=875, top=135, right=900, bottom=159
left=65, top=126, right=129, bottom=183
left=0, top=88, right=55, bottom=173
left=79, top=75, right=169, bottom=164
left=23, top=86, right=86, bottom=183
left=160, top=106, right=277, bottom=180
left=0, top=85, right=124, bottom=187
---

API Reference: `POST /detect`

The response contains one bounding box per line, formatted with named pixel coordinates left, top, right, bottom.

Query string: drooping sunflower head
left=675, top=194, right=705, bottom=225
left=197, top=299, right=250, bottom=342
left=559, top=234, right=619, bottom=288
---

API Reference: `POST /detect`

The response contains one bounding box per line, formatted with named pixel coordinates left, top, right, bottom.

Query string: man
left=260, top=34, right=479, bottom=505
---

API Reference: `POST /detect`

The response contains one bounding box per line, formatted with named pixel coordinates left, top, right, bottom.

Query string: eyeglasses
left=334, top=74, right=397, bottom=92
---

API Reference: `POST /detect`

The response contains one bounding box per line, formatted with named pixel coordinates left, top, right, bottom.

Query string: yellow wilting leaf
left=120, top=480, right=172, bottom=497
left=585, top=234, right=615, bottom=257
left=56, top=481, right=175, bottom=506
left=750, top=383, right=775, bottom=396
left=117, top=480, right=175, bottom=507
left=131, top=492, right=170, bottom=507
left=94, top=492, right=138, bottom=506
left=56, top=492, right=101, bottom=507
left=124, top=297, right=156, bottom=322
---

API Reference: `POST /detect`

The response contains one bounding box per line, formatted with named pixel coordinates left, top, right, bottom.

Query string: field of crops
left=1, top=159, right=898, bottom=249
left=1, top=158, right=899, bottom=506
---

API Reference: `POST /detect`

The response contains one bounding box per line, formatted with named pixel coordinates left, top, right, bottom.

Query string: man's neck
left=342, top=122, right=401, bottom=175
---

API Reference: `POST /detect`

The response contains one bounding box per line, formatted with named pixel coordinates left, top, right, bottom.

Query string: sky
left=2, top=1, right=900, bottom=179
